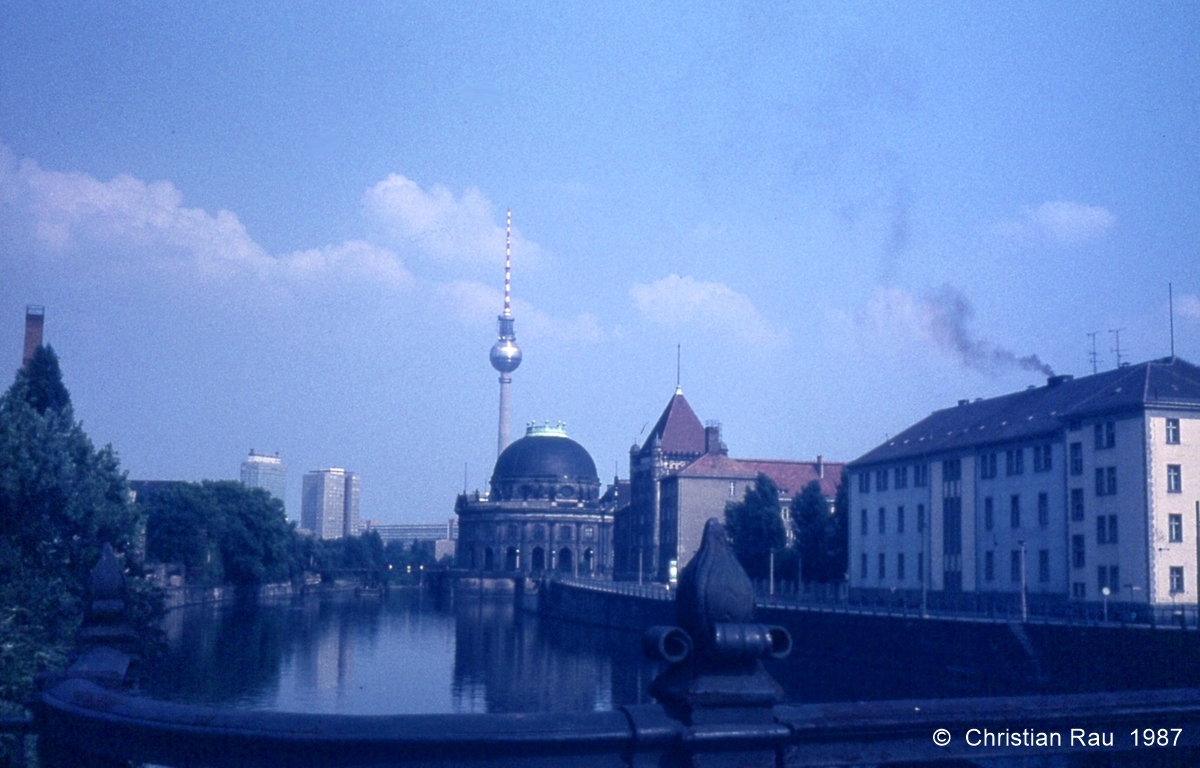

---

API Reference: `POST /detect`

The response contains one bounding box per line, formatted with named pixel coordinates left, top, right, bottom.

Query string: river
left=147, top=588, right=664, bottom=715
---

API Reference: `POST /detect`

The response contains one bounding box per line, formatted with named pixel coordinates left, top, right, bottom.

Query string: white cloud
left=1178, top=293, right=1200, bottom=320
left=363, top=174, right=541, bottom=269
left=993, top=200, right=1115, bottom=245
left=629, top=274, right=787, bottom=348
left=0, top=147, right=411, bottom=289
left=440, top=280, right=606, bottom=342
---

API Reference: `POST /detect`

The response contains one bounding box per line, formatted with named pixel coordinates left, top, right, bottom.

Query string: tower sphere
left=490, top=338, right=522, bottom=373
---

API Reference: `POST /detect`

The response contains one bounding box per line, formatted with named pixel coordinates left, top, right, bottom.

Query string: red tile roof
left=676, top=454, right=844, bottom=499
left=640, top=390, right=706, bottom=457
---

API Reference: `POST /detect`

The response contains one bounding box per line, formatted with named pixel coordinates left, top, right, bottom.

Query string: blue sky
left=3, top=2, right=1198, bottom=523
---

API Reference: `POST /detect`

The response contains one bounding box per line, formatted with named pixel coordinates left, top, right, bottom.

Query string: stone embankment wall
left=538, top=580, right=674, bottom=630
left=160, top=581, right=303, bottom=611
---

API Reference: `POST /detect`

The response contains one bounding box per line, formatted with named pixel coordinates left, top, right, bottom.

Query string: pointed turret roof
left=639, top=388, right=706, bottom=458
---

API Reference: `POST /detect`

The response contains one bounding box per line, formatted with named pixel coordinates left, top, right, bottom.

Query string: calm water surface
left=147, top=589, right=663, bottom=715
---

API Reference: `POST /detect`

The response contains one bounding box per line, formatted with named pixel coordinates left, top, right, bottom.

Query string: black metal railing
left=25, top=532, right=1200, bottom=767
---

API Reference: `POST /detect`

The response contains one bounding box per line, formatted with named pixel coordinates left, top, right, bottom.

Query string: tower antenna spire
left=504, top=210, right=512, bottom=318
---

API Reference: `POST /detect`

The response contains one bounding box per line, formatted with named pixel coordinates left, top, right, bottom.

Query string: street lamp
left=1102, top=586, right=1111, bottom=622
left=1018, top=539, right=1028, bottom=623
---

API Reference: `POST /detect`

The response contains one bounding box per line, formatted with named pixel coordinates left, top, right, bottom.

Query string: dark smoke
left=922, top=286, right=1054, bottom=377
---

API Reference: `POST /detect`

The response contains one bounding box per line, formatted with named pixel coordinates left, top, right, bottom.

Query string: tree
left=0, top=345, right=150, bottom=713
left=792, top=479, right=848, bottom=583
left=143, top=481, right=294, bottom=587
left=724, top=473, right=786, bottom=580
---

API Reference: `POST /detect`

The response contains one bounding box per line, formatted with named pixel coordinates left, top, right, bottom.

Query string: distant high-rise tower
left=301, top=468, right=360, bottom=540
left=22, top=305, right=44, bottom=369
left=240, top=449, right=287, bottom=513
left=489, top=210, right=522, bottom=457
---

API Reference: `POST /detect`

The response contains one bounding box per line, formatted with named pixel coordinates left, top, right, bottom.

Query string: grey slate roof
left=850, top=357, right=1200, bottom=468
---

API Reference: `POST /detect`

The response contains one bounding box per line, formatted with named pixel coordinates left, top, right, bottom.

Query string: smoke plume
left=869, top=285, right=1054, bottom=377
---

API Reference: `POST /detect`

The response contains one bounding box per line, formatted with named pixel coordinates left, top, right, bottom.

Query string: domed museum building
left=456, top=423, right=614, bottom=576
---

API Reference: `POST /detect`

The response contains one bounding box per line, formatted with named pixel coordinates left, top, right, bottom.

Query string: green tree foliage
left=792, top=479, right=848, bottom=583
left=0, top=345, right=150, bottom=713
left=143, top=481, right=294, bottom=586
left=723, top=473, right=787, bottom=580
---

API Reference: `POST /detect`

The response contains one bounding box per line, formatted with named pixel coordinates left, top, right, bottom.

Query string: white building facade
left=847, top=358, right=1200, bottom=613
left=240, top=450, right=287, bottom=512
left=301, top=468, right=360, bottom=540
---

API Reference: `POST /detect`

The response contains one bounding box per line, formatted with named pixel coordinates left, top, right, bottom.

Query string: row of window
left=860, top=504, right=927, bottom=535
left=859, top=464, right=929, bottom=493
left=982, top=493, right=1052, bottom=530
left=860, top=551, right=925, bottom=582
left=982, top=548, right=1051, bottom=583
left=979, top=446, right=1054, bottom=478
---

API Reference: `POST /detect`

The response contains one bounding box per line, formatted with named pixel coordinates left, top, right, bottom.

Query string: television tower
left=489, top=210, right=522, bottom=457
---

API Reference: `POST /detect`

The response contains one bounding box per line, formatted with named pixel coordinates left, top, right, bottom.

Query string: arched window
left=558, top=547, right=573, bottom=573
left=531, top=547, right=545, bottom=572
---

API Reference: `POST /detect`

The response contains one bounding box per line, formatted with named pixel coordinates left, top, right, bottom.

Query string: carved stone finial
left=676, top=519, right=755, bottom=655
left=644, top=519, right=792, bottom=722
left=87, top=542, right=127, bottom=624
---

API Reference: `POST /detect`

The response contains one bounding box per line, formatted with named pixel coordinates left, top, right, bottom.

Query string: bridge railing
left=27, top=533, right=1200, bottom=767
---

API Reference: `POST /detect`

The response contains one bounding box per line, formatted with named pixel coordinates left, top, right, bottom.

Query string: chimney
left=816, top=455, right=824, bottom=479
left=1046, top=374, right=1074, bottom=388
left=22, top=305, right=44, bottom=369
left=704, top=422, right=725, bottom=455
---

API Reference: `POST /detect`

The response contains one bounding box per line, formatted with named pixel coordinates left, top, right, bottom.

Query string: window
left=860, top=509, right=867, bottom=536
left=1095, top=421, right=1116, bottom=450
left=1170, top=514, right=1183, bottom=543
left=1072, top=582, right=1087, bottom=599
left=1072, top=534, right=1086, bottom=569
left=875, top=470, right=889, bottom=492
left=583, top=526, right=595, bottom=539
left=729, top=481, right=736, bottom=498
left=1098, top=565, right=1120, bottom=594
left=860, top=552, right=868, bottom=580
left=1005, top=449, right=1024, bottom=476
left=1033, top=444, right=1053, bottom=472
left=917, top=503, right=925, bottom=532
left=913, top=464, right=928, bottom=487
left=1166, top=418, right=1180, bottom=445
left=1095, top=467, right=1117, bottom=496
left=895, top=466, right=908, bottom=489
left=858, top=473, right=870, bottom=494
left=1171, top=566, right=1185, bottom=594
left=983, top=497, right=994, bottom=530
left=1097, top=515, right=1117, bottom=544
left=984, top=550, right=994, bottom=582
left=917, top=551, right=924, bottom=581
left=1010, top=550, right=1021, bottom=583
left=1069, top=442, right=1083, bottom=475
left=1038, top=492, right=1049, bottom=527
left=943, top=459, right=961, bottom=482
left=897, top=553, right=906, bottom=581
left=878, top=507, right=886, bottom=534
left=878, top=552, right=886, bottom=580
left=1038, top=550, right=1050, bottom=583
left=1168, top=464, right=1182, bottom=494
left=897, top=505, right=905, bottom=534
left=1010, top=494, right=1021, bottom=528
left=560, top=525, right=572, bottom=540
left=1070, top=488, right=1085, bottom=521
left=980, top=452, right=997, bottom=479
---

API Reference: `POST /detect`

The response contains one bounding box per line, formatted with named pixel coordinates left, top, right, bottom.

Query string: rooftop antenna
left=1109, top=328, right=1125, bottom=369
left=463, top=462, right=468, bottom=494
left=1169, top=282, right=1176, bottom=358
left=1087, top=332, right=1099, bottom=375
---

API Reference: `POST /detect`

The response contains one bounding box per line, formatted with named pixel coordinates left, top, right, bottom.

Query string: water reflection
left=148, top=590, right=659, bottom=715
